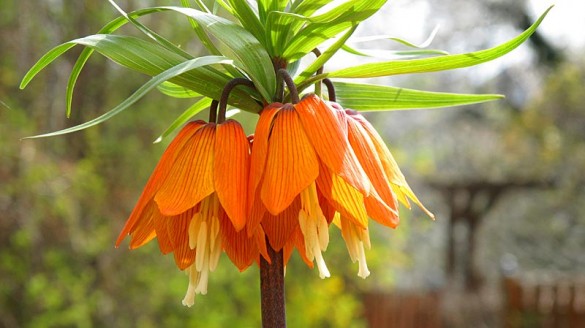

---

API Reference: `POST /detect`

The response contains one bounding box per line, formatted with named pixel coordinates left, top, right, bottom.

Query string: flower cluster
left=116, top=90, right=433, bottom=306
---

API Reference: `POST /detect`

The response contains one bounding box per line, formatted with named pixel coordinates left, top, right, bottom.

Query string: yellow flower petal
left=354, top=114, right=435, bottom=219
left=346, top=113, right=398, bottom=211
left=316, top=162, right=368, bottom=228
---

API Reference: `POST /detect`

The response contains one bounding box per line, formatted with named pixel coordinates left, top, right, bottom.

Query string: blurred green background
left=1, top=1, right=584, bottom=327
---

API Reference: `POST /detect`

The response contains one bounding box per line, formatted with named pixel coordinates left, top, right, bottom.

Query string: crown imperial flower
left=116, top=119, right=268, bottom=307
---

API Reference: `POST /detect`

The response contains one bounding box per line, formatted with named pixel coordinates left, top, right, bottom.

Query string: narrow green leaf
left=157, top=82, right=201, bottom=98
left=67, top=6, right=239, bottom=118
left=257, top=0, right=270, bottom=24
left=329, top=6, right=553, bottom=78
left=154, top=97, right=212, bottom=143
left=158, top=6, right=276, bottom=102
left=107, top=0, right=192, bottom=59
left=306, top=0, right=383, bottom=24
left=65, top=9, right=160, bottom=118
left=341, top=27, right=448, bottom=58
left=334, top=82, right=504, bottom=111
left=282, top=0, right=387, bottom=60
left=180, top=0, right=221, bottom=51
left=24, top=56, right=230, bottom=139
left=212, top=0, right=233, bottom=14
left=291, top=0, right=332, bottom=17
left=177, top=1, right=243, bottom=78
left=20, top=43, right=76, bottom=89
left=349, top=26, right=440, bottom=48
left=341, top=47, right=449, bottom=58
left=190, top=0, right=211, bottom=13
left=265, top=11, right=308, bottom=57
left=228, top=0, right=266, bottom=48
left=295, top=25, right=357, bottom=83
left=341, top=44, right=369, bottom=57
left=24, top=33, right=261, bottom=112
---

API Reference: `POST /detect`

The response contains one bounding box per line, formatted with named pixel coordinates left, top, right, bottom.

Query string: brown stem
left=260, top=244, right=286, bottom=328
left=276, top=69, right=299, bottom=104
left=208, top=100, right=219, bottom=123
left=322, top=78, right=336, bottom=102
left=218, top=78, right=256, bottom=123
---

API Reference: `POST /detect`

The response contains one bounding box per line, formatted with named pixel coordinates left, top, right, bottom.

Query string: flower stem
left=218, top=78, right=256, bottom=123
left=260, top=244, right=286, bottom=328
left=276, top=69, right=299, bottom=104
left=322, top=78, right=336, bottom=102
left=311, top=48, right=323, bottom=97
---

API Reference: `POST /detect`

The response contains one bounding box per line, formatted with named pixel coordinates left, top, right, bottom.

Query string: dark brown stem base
left=260, top=245, right=286, bottom=328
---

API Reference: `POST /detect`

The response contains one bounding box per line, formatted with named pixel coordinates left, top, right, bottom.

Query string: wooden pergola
left=428, top=179, right=555, bottom=291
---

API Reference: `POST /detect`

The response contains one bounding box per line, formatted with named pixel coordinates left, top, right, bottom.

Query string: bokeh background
left=1, top=0, right=584, bottom=327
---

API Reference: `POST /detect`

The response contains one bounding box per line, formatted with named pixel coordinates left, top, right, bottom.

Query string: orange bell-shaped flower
left=116, top=119, right=267, bottom=307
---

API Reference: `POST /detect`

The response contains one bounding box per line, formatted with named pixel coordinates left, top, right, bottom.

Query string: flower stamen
left=298, top=182, right=330, bottom=278
left=340, top=215, right=371, bottom=278
left=183, top=194, right=223, bottom=306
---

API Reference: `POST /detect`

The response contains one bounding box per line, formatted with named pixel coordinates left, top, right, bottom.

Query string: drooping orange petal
left=355, top=114, right=435, bottom=219
left=283, top=226, right=313, bottom=268
left=129, top=222, right=157, bottom=250
left=128, top=198, right=160, bottom=249
left=346, top=114, right=398, bottom=212
left=214, top=120, right=249, bottom=231
left=364, top=191, right=400, bottom=228
left=261, top=196, right=301, bottom=252
left=116, top=121, right=205, bottom=247
left=155, top=124, right=216, bottom=216
left=295, top=95, right=370, bottom=195
left=253, top=226, right=270, bottom=264
left=248, top=104, right=281, bottom=214
left=153, top=213, right=174, bottom=255
left=247, top=187, right=266, bottom=238
left=261, top=106, right=319, bottom=215
left=219, top=208, right=258, bottom=271
left=168, top=207, right=197, bottom=250
left=316, top=162, right=368, bottom=228
left=318, top=192, right=336, bottom=224
left=170, top=210, right=196, bottom=270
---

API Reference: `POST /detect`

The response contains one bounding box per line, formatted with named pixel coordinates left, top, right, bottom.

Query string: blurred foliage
left=3, top=0, right=579, bottom=327
left=491, top=59, right=585, bottom=272
left=0, top=1, right=407, bottom=327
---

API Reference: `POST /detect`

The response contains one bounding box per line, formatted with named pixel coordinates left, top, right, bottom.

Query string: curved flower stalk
left=116, top=118, right=268, bottom=307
